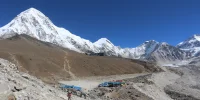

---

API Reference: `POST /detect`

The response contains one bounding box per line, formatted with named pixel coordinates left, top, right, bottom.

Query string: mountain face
left=148, top=43, right=191, bottom=64
left=0, top=8, right=190, bottom=64
left=177, top=34, right=200, bottom=56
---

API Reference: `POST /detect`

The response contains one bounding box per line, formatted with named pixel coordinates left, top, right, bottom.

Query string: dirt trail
left=63, top=51, right=76, bottom=79
left=77, top=72, right=149, bottom=82
left=59, top=73, right=150, bottom=91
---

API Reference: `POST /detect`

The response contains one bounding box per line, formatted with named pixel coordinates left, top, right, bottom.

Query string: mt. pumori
left=0, top=8, right=98, bottom=53
left=0, top=8, right=195, bottom=63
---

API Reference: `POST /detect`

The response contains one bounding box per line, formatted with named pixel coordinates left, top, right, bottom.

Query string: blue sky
left=1, top=0, right=200, bottom=47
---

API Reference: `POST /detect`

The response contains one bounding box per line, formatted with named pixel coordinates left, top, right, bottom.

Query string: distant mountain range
left=0, top=8, right=199, bottom=65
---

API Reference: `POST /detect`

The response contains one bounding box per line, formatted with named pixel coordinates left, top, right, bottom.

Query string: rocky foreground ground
left=88, top=65, right=200, bottom=100
left=0, top=58, right=85, bottom=100
left=0, top=57, right=200, bottom=100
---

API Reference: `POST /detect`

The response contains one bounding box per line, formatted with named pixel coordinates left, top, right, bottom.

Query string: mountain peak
left=17, top=8, right=45, bottom=18
left=94, top=38, right=114, bottom=47
left=26, top=7, right=39, bottom=12
left=161, top=42, right=168, bottom=46
left=0, top=8, right=98, bottom=53
left=97, top=38, right=110, bottom=42
left=177, top=34, right=200, bottom=48
left=177, top=34, right=200, bottom=56
left=19, top=8, right=47, bottom=20
left=23, top=7, right=40, bottom=13
left=94, top=38, right=112, bottom=44
left=0, top=7, right=57, bottom=39
left=193, top=34, right=200, bottom=41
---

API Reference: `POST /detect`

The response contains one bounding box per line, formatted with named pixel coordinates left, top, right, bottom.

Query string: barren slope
left=0, top=34, right=161, bottom=84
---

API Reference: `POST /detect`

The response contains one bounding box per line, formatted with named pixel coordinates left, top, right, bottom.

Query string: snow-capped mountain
left=0, top=8, right=98, bottom=53
left=177, top=34, right=200, bottom=56
left=148, top=42, right=191, bottom=64
left=93, top=38, right=120, bottom=56
left=118, top=40, right=159, bottom=59
left=94, top=39, right=160, bottom=59
left=0, top=8, right=190, bottom=64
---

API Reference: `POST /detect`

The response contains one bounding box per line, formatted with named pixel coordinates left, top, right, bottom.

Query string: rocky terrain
left=1, top=54, right=200, bottom=100
left=0, top=58, right=85, bottom=100
left=86, top=65, right=200, bottom=100
left=164, top=65, right=200, bottom=100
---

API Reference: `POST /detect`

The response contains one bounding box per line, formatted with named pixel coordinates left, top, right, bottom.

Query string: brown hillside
left=0, top=34, right=161, bottom=84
